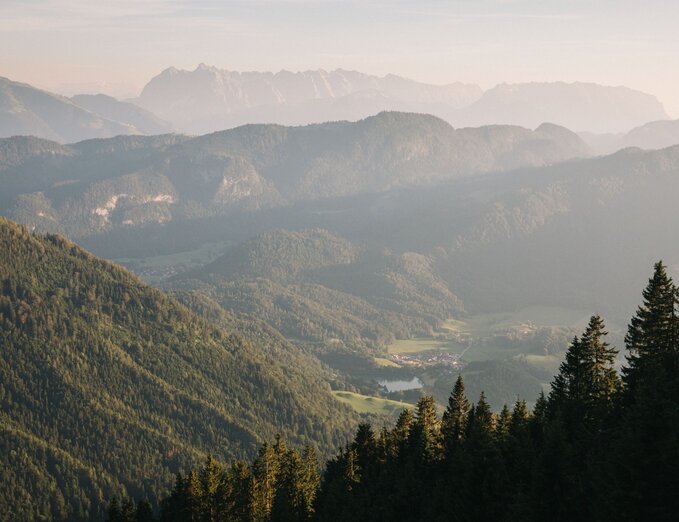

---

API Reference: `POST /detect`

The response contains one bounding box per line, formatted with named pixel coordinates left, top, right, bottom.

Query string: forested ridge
left=110, top=262, right=679, bottom=522
left=0, top=218, right=358, bottom=521
left=171, top=229, right=462, bottom=355
left=0, top=112, right=588, bottom=239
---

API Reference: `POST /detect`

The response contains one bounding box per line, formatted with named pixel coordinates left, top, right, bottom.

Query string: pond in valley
left=378, top=377, right=423, bottom=392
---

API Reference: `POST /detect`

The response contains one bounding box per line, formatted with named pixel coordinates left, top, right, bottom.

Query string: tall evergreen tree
left=271, top=449, right=308, bottom=522
left=389, top=408, right=413, bottom=459
left=496, top=404, right=512, bottom=441
left=198, top=455, right=223, bottom=521
left=441, top=375, right=470, bottom=456
left=121, top=498, right=136, bottom=522
left=624, top=261, right=678, bottom=392
left=300, top=446, right=320, bottom=518
left=252, top=443, right=281, bottom=521
left=106, top=498, right=122, bottom=522
left=229, top=461, right=254, bottom=522
left=549, top=315, right=619, bottom=431
left=580, top=315, right=620, bottom=417
left=135, top=499, right=155, bottom=522
left=465, top=392, right=494, bottom=443
left=407, top=395, right=441, bottom=463
left=314, top=447, right=360, bottom=521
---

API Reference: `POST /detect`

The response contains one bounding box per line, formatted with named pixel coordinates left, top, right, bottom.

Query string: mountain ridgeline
left=113, top=262, right=679, bottom=522
left=135, top=65, right=483, bottom=135
left=0, top=77, right=171, bottom=143
left=134, top=65, right=668, bottom=135
left=135, top=143, right=679, bottom=329
left=0, top=218, right=359, bottom=521
left=2, top=71, right=672, bottom=143
left=0, top=112, right=590, bottom=239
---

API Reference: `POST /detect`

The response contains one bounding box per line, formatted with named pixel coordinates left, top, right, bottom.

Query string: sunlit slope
left=0, top=218, right=356, bottom=520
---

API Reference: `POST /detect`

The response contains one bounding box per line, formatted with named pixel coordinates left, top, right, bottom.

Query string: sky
left=2, top=0, right=679, bottom=117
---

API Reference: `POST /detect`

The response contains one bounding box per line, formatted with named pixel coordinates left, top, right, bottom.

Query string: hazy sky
left=2, top=0, right=679, bottom=117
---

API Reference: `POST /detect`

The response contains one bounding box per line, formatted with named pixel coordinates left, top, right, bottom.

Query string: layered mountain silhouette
left=134, top=64, right=483, bottom=134
left=0, top=112, right=590, bottom=238
left=70, top=93, right=172, bottom=135
left=449, top=81, right=667, bottom=134
left=1, top=69, right=671, bottom=142
left=134, top=65, right=668, bottom=135
left=0, top=77, right=138, bottom=143
left=0, top=77, right=173, bottom=143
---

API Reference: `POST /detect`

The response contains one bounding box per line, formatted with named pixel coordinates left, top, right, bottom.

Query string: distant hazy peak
left=0, top=76, right=141, bottom=143
left=454, top=81, right=668, bottom=134
left=135, top=65, right=483, bottom=134
left=70, top=93, right=173, bottom=135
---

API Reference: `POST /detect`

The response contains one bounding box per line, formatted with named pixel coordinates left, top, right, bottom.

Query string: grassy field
left=387, top=306, right=590, bottom=362
left=518, top=354, right=563, bottom=374
left=114, top=240, right=233, bottom=281
left=387, top=338, right=463, bottom=354
left=332, top=391, right=412, bottom=415
left=373, top=357, right=401, bottom=367
left=461, top=340, right=525, bottom=362
left=442, top=306, right=590, bottom=336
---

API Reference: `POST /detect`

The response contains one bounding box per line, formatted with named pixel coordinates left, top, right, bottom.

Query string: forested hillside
left=113, top=144, right=679, bottom=330
left=0, top=218, right=359, bottom=521
left=111, top=262, right=679, bottom=522
left=171, top=229, right=462, bottom=353
left=0, top=112, right=590, bottom=239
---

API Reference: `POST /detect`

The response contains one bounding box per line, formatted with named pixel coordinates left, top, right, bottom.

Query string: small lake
left=378, top=377, right=423, bottom=392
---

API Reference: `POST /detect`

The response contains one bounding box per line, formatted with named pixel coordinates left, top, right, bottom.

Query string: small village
left=389, top=350, right=464, bottom=369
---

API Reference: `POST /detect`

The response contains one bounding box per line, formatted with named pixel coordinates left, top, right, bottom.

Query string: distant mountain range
left=70, top=93, right=172, bottom=135
left=581, top=118, right=679, bottom=155
left=133, top=65, right=668, bottom=135
left=2, top=68, right=677, bottom=152
left=0, top=77, right=171, bottom=142
left=0, top=112, right=590, bottom=238
left=134, top=65, right=483, bottom=134
left=450, top=81, right=668, bottom=134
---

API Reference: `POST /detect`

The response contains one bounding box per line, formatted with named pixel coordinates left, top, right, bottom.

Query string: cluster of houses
left=389, top=350, right=463, bottom=369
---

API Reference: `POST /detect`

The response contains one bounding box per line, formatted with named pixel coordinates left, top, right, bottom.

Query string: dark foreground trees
left=110, top=262, right=679, bottom=522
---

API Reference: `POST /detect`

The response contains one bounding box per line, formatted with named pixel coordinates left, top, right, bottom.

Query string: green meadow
left=332, top=391, right=412, bottom=415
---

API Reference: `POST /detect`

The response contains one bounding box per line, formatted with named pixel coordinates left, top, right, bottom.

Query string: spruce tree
left=441, top=375, right=470, bottom=455
left=496, top=404, right=512, bottom=441
left=549, top=336, right=585, bottom=415
left=252, top=443, right=281, bottom=521
left=465, top=392, right=494, bottom=443
left=229, top=461, right=254, bottom=522
left=160, top=473, right=186, bottom=522
left=624, top=261, right=678, bottom=392
left=120, top=498, right=136, bottom=522
left=351, top=423, right=377, bottom=473
left=106, top=498, right=122, bottom=522
left=580, top=314, right=620, bottom=418
left=389, top=408, right=413, bottom=458
left=549, top=315, right=619, bottom=430
left=408, top=395, right=441, bottom=462
left=504, top=399, right=534, bottom=521
left=301, top=446, right=320, bottom=518
left=196, top=455, right=223, bottom=521
left=271, top=449, right=308, bottom=522
left=314, top=447, right=360, bottom=521
left=134, top=499, right=155, bottom=522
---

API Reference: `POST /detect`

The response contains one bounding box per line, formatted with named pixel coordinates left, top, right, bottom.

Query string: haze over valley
left=2, top=1, right=679, bottom=520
